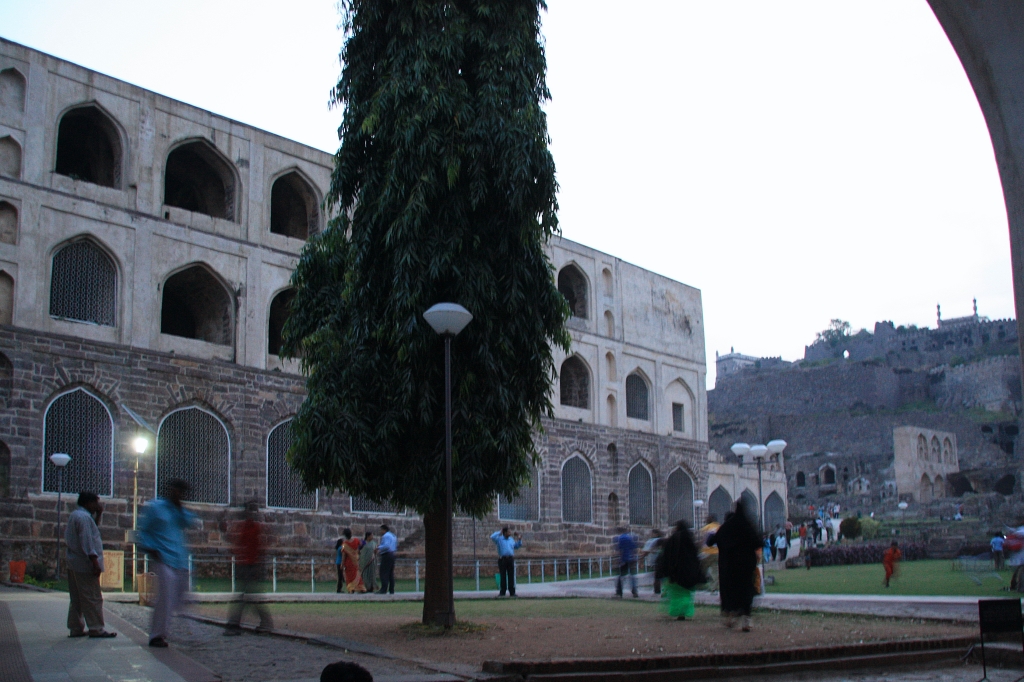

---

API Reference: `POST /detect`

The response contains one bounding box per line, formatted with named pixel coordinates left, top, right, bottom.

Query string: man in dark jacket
left=707, top=500, right=761, bottom=631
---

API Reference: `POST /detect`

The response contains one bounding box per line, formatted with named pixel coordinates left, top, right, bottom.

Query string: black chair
left=977, top=598, right=1024, bottom=681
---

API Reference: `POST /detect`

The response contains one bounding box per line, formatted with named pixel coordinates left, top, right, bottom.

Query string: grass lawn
left=767, top=559, right=1014, bottom=597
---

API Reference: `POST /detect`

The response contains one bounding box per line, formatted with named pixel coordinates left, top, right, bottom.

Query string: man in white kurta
left=65, top=491, right=116, bottom=637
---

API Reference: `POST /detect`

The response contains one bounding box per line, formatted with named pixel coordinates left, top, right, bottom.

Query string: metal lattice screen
left=351, top=496, right=405, bottom=515
left=628, top=464, right=653, bottom=526
left=43, top=389, right=112, bottom=496
left=625, top=373, right=649, bottom=420
left=560, top=456, right=592, bottom=523
left=267, top=420, right=315, bottom=510
left=49, top=241, right=116, bottom=326
left=499, top=466, right=539, bottom=521
left=157, top=407, right=229, bottom=504
left=559, top=357, right=590, bottom=409
left=666, top=469, right=694, bottom=526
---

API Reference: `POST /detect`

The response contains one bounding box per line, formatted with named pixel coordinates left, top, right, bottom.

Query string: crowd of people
left=335, top=525, right=397, bottom=595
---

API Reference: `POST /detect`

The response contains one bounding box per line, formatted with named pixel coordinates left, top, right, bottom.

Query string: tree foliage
left=815, top=319, right=852, bottom=348
left=282, top=0, right=570, bottom=521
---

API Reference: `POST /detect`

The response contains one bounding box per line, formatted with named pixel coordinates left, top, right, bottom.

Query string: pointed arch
left=0, top=68, right=26, bottom=112
left=604, top=310, right=615, bottom=337
left=739, top=489, right=759, bottom=527
left=268, top=287, right=295, bottom=356
left=820, top=463, right=836, bottom=485
left=605, top=351, right=616, bottom=381
left=606, top=394, right=617, bottom=428
left=917, top=434, right=928, bottom=460
left=557, top=263, right=588, bottom=319
left=933, top=475, right=945, bottom=500
left=42, top=387, right=114, bottom=496
left=270, top=168, right=320, bottom=239
left=602, top=267, right=613, bottom=297
left=942, top=437, right=953, bottom=464
left=764, top=491, right=786, bottom=531
left=267, top=417, right=315, bottom=509
left=50, top=236, right=118, bottom=326
left=157, top=405, right=230, bottom=504
left=666, top=467, right=694, bottom=526
left=919, top=473, right=932, bottom=503
left=0, top=136, right=22, bottom=179
left=930, top=436, right=941, bottom=463
left=559, top=355, right=591, bottom=409
left=795, top=471, right=806, bottom=487
left=160, top=263, right=234, bottom=345
left=708, top=485, right=732, bottom=524
left=665, top=377, right=694, bottom=435
left=625, top=370, right=650, bottom=421
left=164, top=139, right=237, bottom=221
left=0, top=200, right=17, bottom=245
left=560, top=454, right=592, bottom=523
left=55, top=103, right=124, bottom=188
left=628, top=461, right=654, bottom=526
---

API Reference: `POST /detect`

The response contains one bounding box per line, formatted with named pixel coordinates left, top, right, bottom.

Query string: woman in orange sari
left=341, top=528, right=366, bottom=593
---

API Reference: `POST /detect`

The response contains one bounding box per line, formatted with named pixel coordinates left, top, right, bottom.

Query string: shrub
left=800, top=541, right=927, bottom=567
left=859, top=517, right=880, bottom=540
left=839, top=517, right=862, bottom=539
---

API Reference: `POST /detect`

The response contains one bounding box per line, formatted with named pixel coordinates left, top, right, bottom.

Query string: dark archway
left=268, top=288, right=295, bottom=356
left=559, top=355, right=590, bottom=409
left=557, top=264, right=588, bottom=319
left=270, top=171, right=318, bottom=239
left=764, top=491, right=786, bottom=531
left=164, top=140, right=236, bottom=220
left=55, top=105, right=122, bottom=188
left=708, top=486, right=732, bottom=525
left=161, top=265, right=233, bottom=345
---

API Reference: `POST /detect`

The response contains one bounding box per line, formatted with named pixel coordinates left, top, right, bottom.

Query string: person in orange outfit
left=883, top=540, right=902, bottom=588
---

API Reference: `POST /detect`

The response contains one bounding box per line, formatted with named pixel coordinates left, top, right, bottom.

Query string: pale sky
left=1, top=0, right=1013, bottom=387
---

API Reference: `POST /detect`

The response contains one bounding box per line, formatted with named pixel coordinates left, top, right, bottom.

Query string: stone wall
left=933, top=355, right=1022, bottom=412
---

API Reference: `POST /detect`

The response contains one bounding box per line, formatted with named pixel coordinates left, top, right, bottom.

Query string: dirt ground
left=191, top=598, right=975, bottom=667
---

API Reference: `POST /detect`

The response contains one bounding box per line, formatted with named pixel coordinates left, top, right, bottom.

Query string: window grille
left=628, top=464, right=653, bottom=526
left=671, top=403, right=684, bottom=433
left=557, top=265, right=588, bottom=319
left=561, top=456, right=592, bottom=523
left=625, top=373, right=649, bottom=420
left=666, top=469, right=693, bottom=526
left=50, top=241, right=116, bottom=326
left=42, top=389, right=112, bottom=496
left=559, top=357, right=590, bottom=409
left=499, top=466, right=539, bottom=521
left=157, top=407, right=229, bottom=504
left=267, top=420, right=315, bottom=510
left=351, top=496, right=405, bottom=515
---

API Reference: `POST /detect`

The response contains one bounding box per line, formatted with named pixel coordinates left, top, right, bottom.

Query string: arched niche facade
left=666, top=468, right=694, bottom=526
left=557, top=263, right=588, bottom=319
left=604, top=310, right=615, bottom=337
left=157, top=405, right=230, bottom=504
left=606, top=394, right=617, bottom=428
left=602, top=267, right=613, bottom=297
left=160, top=264, right=234, bottom=346
left=559, top=355, right=590, bottom=409
left=739, top=489, right=759, bottom=527
left=0, top=201, right=17, bottom=245
left=0, top=270, right=12, bottom=326
left=917, top=434, right=928, bottom=459
left=0, top=68, right=26, bottom=112
left=764, top=491, right=786, bottom=531
left=664, top=378, right=694, bottom=436
left=625, top=371, right=650, bottom=421
left=55, top=104, right=123, bottom=188
left=266, top=418, right=315, bottom=510
left=942, top=438, right=954, bottom=464
left=627, top=462, right=653, bottom=526
left=42, top=387, right=114, bottom=497
left=560, top=454, right=592, bottom=523
left=605, top=352, right=616, bottom=381
left=930, top=436, right=941, bottom=462
left=920, top=473, right=932, bottom=503
left=708, top=485, right=732, bottom=525
left=164, top=139, right=237, bottom=221
left=49, top=237, right=118, bottom=327
left=0, top=136, right=22, bottom=179
left=270, top=170, right=319, bottom=240
left=268, top=288, right=295, bottom=356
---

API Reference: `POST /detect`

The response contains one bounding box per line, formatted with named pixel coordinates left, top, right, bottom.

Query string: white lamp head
left=423, top=303, right=473, bottom=336
left=749, top=444, right=769, bottom=460
left=50, top=453, right=71, bottom=467
left=898, top=501, right=909, bottom=510
left=133, top=436, right=149, bottom=455
left=730, top=443, right=751, bottom=458
left=693, top=499, right=705, bottom=508
left=766, top=439, right=787, bottom=454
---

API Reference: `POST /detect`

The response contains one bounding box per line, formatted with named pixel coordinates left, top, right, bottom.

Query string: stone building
left=892, top=426, right=959, bottom=503
left=0, top=38, right=709, bottom=574
left=706, top=448, right=787, bottom=532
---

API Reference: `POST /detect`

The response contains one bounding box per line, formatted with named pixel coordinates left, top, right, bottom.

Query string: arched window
left=708, top=486, right=732, bottom=525
left=164, top=140, right=236, bottom=221
left=50, top=240, right=117, bottom=326
left=559, top=356, right=590, bottom=409
left=604, top=310, right=615, bottom=337
left=795, top=471, right=806, bottom=487
left=0, top=270, right=12, bottom=325
left=557, top=264, right=588, bottom=319
left=561, top=455, right=592, bottom=523
left=267, top=419, right=315, bottom=510
left=0, top=201, right=17, bottom=244
left=930, top=436, right=941, bottom=463
left=628, top=463, right=653, bottom=526
left=666, top=468, right=694, bottom=525
left=42, top=388, right=113, bottom=496
left=917, top=434, right=928, bottom=460
left=55, top=105, right=122, bottom=188
left=821, top=465, right=836, bottom=486
left=161, top=265, right=233, bottom=345
left=0, top=136, right=21, bottom=179
left=268, top=289, right=295, bottom=356
left=270, top=171, right=319, bottom=239
left=943, top=438, right=953, bottom=464
left=0, top=440, right=9, bottom=498
left=157, top=406, right=230, bottom=504
left=625, top=372, right=649, bottom=421
left=764, top=492, right=786, bottom=531
left=498, top=465, right=538, bottom=521
left=0, top=68, right=26, bottom=112
left=740, top=490, right=759, bottom=526
left=607, top=492, right=620, bottom=525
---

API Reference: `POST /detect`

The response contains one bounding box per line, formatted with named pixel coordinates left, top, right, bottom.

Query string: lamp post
left=131, top=435, right=150, bottom=592
left=693, top=499, right=704, bottom=527
left=897, top=501, right=909, bottom=536
left=50, top=452, right=71, bottom=579
left=731, top=440, right=787, bottom=535
left=423, top=302, right=473, bottom=629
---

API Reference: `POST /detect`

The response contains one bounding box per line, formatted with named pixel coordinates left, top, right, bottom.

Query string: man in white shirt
left=65, top=491, right=116, bottom=638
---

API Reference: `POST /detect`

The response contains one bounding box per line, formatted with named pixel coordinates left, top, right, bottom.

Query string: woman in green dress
left=656, top=520, right=704, bottom=620
left=359, top=531, right=378, bottom=594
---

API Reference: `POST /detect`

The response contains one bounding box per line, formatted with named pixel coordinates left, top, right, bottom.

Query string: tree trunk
left=422, top=509, right=454, bottom=626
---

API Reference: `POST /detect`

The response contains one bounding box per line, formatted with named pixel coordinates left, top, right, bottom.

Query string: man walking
left=225, top=501, right=273, bottom=634
left=614, top=527, right=639, bottom=598
left=138, top=479, right=196, bottom=647
left=490, top=527, right=522, bottom=597
left=376, top=524, right=397, bottom=594
left=65, top=492, right=116, bottom=638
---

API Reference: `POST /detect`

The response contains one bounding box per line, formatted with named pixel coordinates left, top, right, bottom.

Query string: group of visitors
left=336, top=525, right=397, bottom=595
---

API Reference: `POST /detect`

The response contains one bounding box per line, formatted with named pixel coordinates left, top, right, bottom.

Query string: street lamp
left=131, top=435, right=150, bottom=592
left=693, top=499, right=705, bottom=527
left=50, top=452, right=71, bottom=579
left=423, top=302, right=473, bottom=629
left=897, top=500, right=909, bottom=536
left=731, top=440, right=787, bottom=535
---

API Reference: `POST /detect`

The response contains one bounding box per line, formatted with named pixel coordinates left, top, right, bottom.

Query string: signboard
left=100, top=550, right=124, bottom=590
left=979, top=598, right=1023, bottom=634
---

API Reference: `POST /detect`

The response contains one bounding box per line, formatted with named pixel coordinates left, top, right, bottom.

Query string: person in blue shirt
left=614, top=527, right=639, bottom=598
left=137, top=479, right=196, bottom=648
left=490, top=527, right=522, bottom=597
left=992, top=533, right=1006, bottom=570
left=376, top=525, right=398, bottom=594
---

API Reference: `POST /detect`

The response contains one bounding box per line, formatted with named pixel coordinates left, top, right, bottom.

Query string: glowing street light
left=131, top=435, right=150, bottom=592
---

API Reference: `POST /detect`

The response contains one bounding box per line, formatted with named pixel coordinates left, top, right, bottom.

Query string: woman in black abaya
left=706, top=499, right=761, bottom=631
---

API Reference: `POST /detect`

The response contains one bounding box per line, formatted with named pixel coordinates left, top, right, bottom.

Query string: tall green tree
left=283, top=0, right=569, bottom=625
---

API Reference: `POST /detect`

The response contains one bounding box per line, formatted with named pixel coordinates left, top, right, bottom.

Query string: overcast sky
left=1, top=0, right=1013, bottom=387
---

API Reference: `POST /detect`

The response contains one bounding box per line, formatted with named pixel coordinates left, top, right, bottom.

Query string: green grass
left=767, top=559, right=1014, bottom=597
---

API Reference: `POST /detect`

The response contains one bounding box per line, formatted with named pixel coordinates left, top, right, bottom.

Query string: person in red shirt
left=225, top=502, right=273, bottom=634
left=882, top=540, right=902, bottom=588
